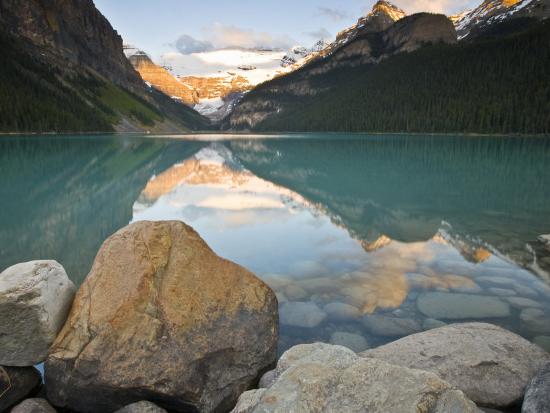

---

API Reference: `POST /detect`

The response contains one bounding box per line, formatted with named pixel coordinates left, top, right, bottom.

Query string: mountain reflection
left=132, top=140, right=550, bottom=351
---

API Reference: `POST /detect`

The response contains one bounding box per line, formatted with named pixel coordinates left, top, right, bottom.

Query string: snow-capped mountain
left=280, top=40, right=331, bottom=68
left=333, top=1, right=406, bottom=48
left=453, top=0, right=550, bottom=40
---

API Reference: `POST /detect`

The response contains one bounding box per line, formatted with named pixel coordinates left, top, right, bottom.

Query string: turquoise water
left=1, top=134, right=550, bottom=353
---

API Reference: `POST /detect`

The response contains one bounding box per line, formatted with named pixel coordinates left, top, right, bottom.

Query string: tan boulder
left=45, top=221, right=278, bottom=413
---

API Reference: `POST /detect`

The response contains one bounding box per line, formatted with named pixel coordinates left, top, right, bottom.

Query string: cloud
left=317, top=6, right=350, bottom=21
left=204, top=23, right=295, bottom=50
left=304, top=28, right=332, bottom=41
left=392, top=0, right=474, bottom=14
left=175, top=34, right=213, bottom=54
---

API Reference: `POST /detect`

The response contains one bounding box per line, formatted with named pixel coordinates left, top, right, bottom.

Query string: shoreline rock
left=0, top=366, right=41, bottom=412
left=45, top=221, right=278, bottom=413
left=0, top=261, right=76, bottom=366
left=231, top=343, right=481, bottom=412
left=362, top=323, right=550, bottom=408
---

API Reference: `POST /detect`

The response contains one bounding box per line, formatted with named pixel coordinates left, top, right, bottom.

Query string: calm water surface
left=1, top=134, right=550, bottom=353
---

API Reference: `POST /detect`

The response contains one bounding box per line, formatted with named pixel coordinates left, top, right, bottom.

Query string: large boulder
left=0, top=261, right=76, bottom=366
left=45, top=221, right=279, bottom=413
left=10, top=398, right=57, bottom=413
left=0, top=366, right=41, bottom=412
left=362, top=323, right=550, bottom=408
left=522, top=362, right=550, bottom=413
left=231, top=343, right=480, bottom=413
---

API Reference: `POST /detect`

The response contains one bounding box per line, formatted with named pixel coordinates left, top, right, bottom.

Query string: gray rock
left=488, top=288, right=516, bottom=297
left=522, top=362, right=550, bottom=413
left=417, top=292, right=510, bottom=319
left=362, top=314, right=422, bottom=337
left=258, top=370, right=276, bottom=389
left=231, top=343, right=481, bottom=413
left=0, top=366, right=41, bottom=412
left=114, top=401, right=167, bottom=413
left=521, top=308, right=550, bottom=336
left=284, top=285, right=308, bottom=301
left=279, top=302, right=327, bottom=328
left=10, top=398, right=57, bottom=413
left=534, top=336, right=550, bottom=353
left=476, top=276, right=516, bottom=288
left=538, top=234, right=550, bottom=249
left=513, top=284, right=539, bottom=300
left=362, top=323, right=550, bottom=408
left=323, top=302, right=361, bottom=322
left=505, top=297, right=544, bottom=309
left=0, top=261, right=76, bottom=366
left=422, top=318, right=447, bottom=330
left=329, top=332, right=369, bottom=352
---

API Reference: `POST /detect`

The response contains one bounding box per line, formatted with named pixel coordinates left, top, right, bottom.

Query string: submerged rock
left=323, top=302, right=361, bottom=322
left=11, top=398, right=57, bottom=413
left=0, top=366, right=41, bottom=412
left=534, top=336, right=550, bottom=353
left=329, top=332, right=369, bottom=352
left=279, top=302, right=327, bottom=328
left=231, top=343, right=480, bottom=413
left=520, top=308, right=550, bottom=336
left=114, top=401, right=167, bottom=413
left=45, top=221, right=278, bottom=413
left=362, top=314, right=422, bottom=337
left=422, top=318, right=447, bottom=330
left=522, top=362, right=550, bottom=413
left=0, top=260, right=76, bottom=366
left=362, top=323, right=550, bottom=408
left=417, top=292, right=510, bottom=319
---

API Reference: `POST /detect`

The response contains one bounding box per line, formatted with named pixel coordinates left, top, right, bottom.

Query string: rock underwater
left=45, top=221, right=279, bottom=413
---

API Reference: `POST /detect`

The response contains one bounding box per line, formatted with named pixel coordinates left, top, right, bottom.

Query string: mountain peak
left=371, top=0, right=407, bottom=21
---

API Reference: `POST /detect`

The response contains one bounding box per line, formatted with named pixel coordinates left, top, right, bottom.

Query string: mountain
left=223, top=0, right=549, bottom=135
left=453, top=0, right=550, bottom=40
left=126, top=47, right=253, bottom=122
left=224, top=10, right=457, bottom=130
left=0, top=0, right=210, bottom=133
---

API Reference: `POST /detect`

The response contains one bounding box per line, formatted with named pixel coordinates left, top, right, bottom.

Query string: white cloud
left=175, top=34, right=213, bottom=54
left=202, top=23, right=295, bottom=50
left=304, top=28, right=332, bottom=41
left=317, top=7, right=351, bottom=21
left=392, top=0, right=474, bottom=14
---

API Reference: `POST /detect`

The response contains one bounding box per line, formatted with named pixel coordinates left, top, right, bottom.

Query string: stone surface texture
left=0, top=260, right=76, bottom=366
left=0, top=367, right=41, bottom=412
left=231, top=343, right=480, bottom=413
left=362, top=323, right=550, bottom=408
left=114, top=401, right=168, bottom=413
left=10, top=398, right=57, bottom=413
left=522, top=362, right=550, bottom=413
left=45, top=221, right=278, bottom=413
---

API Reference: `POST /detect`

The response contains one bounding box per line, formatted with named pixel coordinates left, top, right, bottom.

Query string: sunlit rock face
left=453, top=0, right=550, bottom=40
left=132, top=143, right=550, bottom=353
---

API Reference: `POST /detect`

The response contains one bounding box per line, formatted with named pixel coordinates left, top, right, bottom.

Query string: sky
left=95, top=0, right=479, bottom=60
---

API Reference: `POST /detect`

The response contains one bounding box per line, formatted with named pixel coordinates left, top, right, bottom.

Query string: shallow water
left=1, top=134, right=550, bottom=353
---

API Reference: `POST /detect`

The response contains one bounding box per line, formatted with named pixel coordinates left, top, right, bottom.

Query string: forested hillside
left=226, top=20, right=550, bottom=134
left=0, top=0, right=211, bottom=134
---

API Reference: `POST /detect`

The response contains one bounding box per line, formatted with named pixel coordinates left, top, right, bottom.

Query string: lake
left=1, top=133, right=550, bottom=354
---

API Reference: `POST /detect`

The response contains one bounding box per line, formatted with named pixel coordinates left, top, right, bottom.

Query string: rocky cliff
left=0, top=0, right=210, bottom=133
left=0, top=0, right=142, bottom=93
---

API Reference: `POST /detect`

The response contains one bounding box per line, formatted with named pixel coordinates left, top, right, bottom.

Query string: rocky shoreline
left=1, top=221, right=549, bottom=413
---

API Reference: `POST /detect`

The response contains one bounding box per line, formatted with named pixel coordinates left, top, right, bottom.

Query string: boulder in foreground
left=114, top=401, right=167, bottom=413
left=0, top=261, right=75, bottom=366
left=0, top=366, right=41, bottom=412
left=45, top=221, right=278, bottom=413
left=362, top=323, right=550, bottom=408
left=232, top=343, right=481, bottom=413
left=522, top=362, right=550, bottom=413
